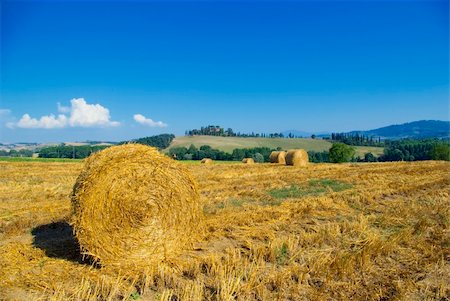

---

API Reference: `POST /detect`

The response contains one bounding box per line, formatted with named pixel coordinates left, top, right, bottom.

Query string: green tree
left=431, top=143, right=450, bottom=161
left=168, top=147, right=188, bottom=159
left=183, top=153, right=193, bottom=160
left=329, top=143, right=355, bottom=163
left=122, top=134, right=175, bottom=149
left=252, top=152, right=264, bottom=163
left=364, top=152, right=376, bottom=162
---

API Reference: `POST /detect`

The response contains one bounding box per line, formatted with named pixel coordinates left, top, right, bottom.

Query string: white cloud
left=133, top=114, right=167, bottom=128
left=69, top=98, right=120, bottom=127
left=0, top=109, right=11, bottom=116
left=15, top=113, right=68, bottom=129
left=10, top=98, right=120, bottom=129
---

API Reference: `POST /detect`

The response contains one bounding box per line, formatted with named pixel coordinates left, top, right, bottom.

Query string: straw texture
left=270, top=151, right=286, bottom=164
left=285, top=149, right=309, bottom=167
left=201, top=158, right=213, bottom=164
left=71, top=144, right=201, bottom=269
left=242, top=158, right=255, bottom=164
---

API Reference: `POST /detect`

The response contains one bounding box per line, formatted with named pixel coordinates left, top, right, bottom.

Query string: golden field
left=0, top=160, right=449, bottom=300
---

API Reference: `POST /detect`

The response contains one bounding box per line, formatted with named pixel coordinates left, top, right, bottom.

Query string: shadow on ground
left=32, top=221, right=98, bottom=266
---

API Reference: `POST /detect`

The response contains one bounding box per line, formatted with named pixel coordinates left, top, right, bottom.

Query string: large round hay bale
left=242, top=158, right=255, bottom=164
left=71, top=144, right=201, bottom=269
left=285, top=149, right=309, bottom=167
left=270, top=151, right=286, bottom=164
left=201, top=158, right=213, bottom=164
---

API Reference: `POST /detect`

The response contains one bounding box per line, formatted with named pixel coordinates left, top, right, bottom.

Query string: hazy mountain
left=349, top=120, right=450, bottom=139
left=284, top=120, right=449, bottom=140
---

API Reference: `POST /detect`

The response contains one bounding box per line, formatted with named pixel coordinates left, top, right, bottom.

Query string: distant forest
left=19, top=134, right=176, bottom=159
left=185, top=126, right=388, bottom=145
left=169, top=145, right=277, bottom=162
left=120, top=134, right=175, bottom=149
left=185, top=125, right=286, bottom=138
left=330, top=133, right=384, bottom=146
left=38, top=145, right=110, bottom=159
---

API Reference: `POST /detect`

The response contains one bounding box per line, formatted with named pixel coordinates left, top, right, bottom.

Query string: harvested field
left=0, top=160, right=449, bottom=300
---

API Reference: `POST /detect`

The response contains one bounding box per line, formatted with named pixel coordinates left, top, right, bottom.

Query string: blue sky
left=1, top=0, right=448, bottom=143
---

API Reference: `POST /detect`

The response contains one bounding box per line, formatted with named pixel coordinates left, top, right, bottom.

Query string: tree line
left=35, top=134, right=175, bottom=159
left=169, top=145, right=274, bottom=162
left=329, top=132, right=384, bottom=146
left=120, top=134, right=174, bottom=150
left=39, top=145, right=110, bottom=159
left=0, top=149, right=34, bottom=157
left=319, top=140, right=449, bottom=163
left=185, top=125, right=287, bottom=138
left=381, top=139, right=449, bottom=161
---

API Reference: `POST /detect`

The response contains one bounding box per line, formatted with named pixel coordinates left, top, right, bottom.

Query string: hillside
left=165, top=136, right=384, bottom=156
left=350, top=120, right=450, bottom=139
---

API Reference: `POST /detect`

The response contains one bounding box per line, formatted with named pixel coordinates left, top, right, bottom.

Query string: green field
left=165, top=136, right=384, bottom=157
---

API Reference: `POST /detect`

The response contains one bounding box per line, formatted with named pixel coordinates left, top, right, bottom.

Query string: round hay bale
left=242, top=158, right=255, bottom=164
left=71, top=144, right=201, bottom=269
left=201, top=158, right=213, bottom=164
left=270, top=151, right=286, bottom=164
left=285, top=149, right=309, bottom=167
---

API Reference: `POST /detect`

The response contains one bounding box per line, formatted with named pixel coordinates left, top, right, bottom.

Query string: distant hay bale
left=242, top=158, right=255, bottom=164
left=270, top=151, right=286, bottom=164
left=201, top=158, right=213, bottom=164
left=71, top=144, right=201, bottom=269
left=285, top=149, right=309, bottom=167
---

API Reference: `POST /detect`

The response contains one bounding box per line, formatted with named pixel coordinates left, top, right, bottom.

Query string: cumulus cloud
left=9, top=98, right=120, bottom=129
left=69, top=98, right=120, bottom=127
left=133, top=114, right=167, bottom=128
left=16, top=114, right=68, bottom=129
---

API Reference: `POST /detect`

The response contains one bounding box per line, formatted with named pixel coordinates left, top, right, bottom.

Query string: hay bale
left=71, top=144, right=201, bottom=269
left=201, top=158, right=213, bottom=164
left=270, top=151, right=286, bottom=164
left=285, top=149, right=309, bottom=167
left=242, top=158, right=255, bottom=164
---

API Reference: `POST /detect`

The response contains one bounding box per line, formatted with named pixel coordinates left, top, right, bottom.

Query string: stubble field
left=0, top=160, right=448, bottom=300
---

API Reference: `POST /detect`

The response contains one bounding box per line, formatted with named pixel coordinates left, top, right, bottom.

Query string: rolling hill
left=165, top=136, right=384, bottom=157
left=349, top=120, right=449, bottom=139
left=282, top=120, right=449, bottom=140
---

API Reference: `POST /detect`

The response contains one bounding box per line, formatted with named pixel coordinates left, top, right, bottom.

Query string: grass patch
left=203, top=198, right=281, bottom=214
left=276, top=243, right=290, bottom=265
left=260, top=199, right=283, bottom=206
left=229, top=199, right=246, bottom=207
left=309, top=179, right=353, bottom=192
left=269, top=179, right=352, bottom=200
left=203, top=202, right=226, bottom=214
